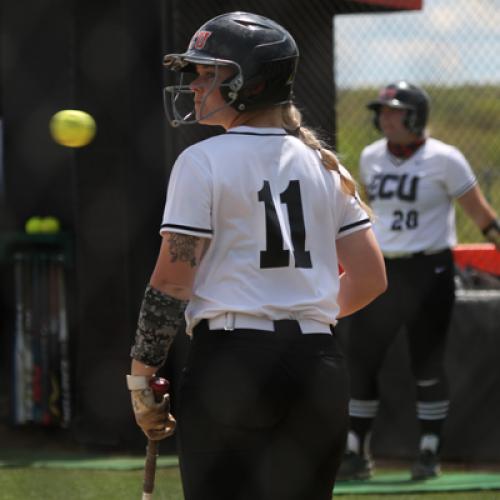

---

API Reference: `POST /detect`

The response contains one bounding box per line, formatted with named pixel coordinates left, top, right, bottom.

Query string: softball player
left=126, top=12, right=387, bottom=500
left=339, top=81, right=500, bottom=481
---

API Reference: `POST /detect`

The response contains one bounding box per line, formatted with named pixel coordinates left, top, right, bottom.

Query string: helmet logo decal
left=380, top=87, right=397, bottom=100
left=190, top=30, right=212, bottom=50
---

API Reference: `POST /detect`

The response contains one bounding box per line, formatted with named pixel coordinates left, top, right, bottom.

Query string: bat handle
left=142, top=439, right=159, bottom=495
left=141, top=377, right=170, bottom=498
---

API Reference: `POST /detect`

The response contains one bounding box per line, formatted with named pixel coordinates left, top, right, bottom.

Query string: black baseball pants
left=176, top=319, right=349, bottom=500
left=347, top=249, right=455, bottom=402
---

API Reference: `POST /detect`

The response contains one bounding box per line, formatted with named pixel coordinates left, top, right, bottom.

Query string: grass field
left=1, top=466, right=500, bottom=500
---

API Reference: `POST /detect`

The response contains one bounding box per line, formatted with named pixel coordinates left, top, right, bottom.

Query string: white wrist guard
left=126, top=374, right=152, bottom=391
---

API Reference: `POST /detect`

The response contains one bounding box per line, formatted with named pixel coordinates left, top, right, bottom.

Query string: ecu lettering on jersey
left=360, top=137, right=477, bottom=253
left=367, top=173, right=420, bottom=202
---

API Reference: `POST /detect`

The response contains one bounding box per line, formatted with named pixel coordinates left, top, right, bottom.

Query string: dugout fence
left=334, top=1, right=500, bottom=250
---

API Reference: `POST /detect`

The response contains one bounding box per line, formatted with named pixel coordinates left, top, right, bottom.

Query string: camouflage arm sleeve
left=130, top=285, right=188, bottom=368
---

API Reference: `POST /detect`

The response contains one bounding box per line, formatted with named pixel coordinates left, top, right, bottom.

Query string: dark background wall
left=9, top=0, right=498, bottom=466
left=0, top=0, right=168, bottom=449
left=0, top=0, right=346, bottom=451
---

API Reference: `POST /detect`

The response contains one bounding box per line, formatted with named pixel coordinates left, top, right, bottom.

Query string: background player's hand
left=130, top=386, right=176, bottom=440
left=483, top=219, right=500, bottom=250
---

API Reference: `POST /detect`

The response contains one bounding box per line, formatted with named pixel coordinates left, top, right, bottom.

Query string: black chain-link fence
left=334, top=0, right=500, bottom=243
left=2, top=0, right=499, bottom=450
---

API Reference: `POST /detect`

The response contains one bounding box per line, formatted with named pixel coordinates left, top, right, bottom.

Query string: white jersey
left=359, top=137, right=477, bottom=253
left=161, top=125, right=370, bottom=333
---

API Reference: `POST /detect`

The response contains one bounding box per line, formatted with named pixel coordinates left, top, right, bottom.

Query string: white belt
left=208, top=312, right=332, bottom=334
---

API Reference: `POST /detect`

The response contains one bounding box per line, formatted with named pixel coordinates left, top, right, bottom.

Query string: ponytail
left=281, top=103, right=372, bottom=218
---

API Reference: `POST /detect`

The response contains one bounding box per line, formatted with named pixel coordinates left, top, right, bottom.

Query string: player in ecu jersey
left=126, top=11, right=387, bottom=500
left=338, top=81, right=500, bottom=482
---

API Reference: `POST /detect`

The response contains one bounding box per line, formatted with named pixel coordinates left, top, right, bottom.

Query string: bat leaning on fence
left=48, top=254, right=62, bottom=424
left=12, top=250, right=71, bottom=428
left=56, top=253, right=71, bottom=428
left=13, top=253, right=26, bottom=424
left=20, top=253, right=34, bottom=423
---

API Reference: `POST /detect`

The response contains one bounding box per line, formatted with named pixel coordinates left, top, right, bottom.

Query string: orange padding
left=453, top=243, right=500, bottom=276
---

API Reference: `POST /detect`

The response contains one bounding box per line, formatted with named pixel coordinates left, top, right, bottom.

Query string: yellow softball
left=49, top=109, right=97, bottom=148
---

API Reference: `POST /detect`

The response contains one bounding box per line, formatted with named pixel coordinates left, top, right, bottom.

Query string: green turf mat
left=334, top=472, right=500, bottom=495
left=0, top=453, right=179, bottom=470
left=2, top=453, right=500, bottom=495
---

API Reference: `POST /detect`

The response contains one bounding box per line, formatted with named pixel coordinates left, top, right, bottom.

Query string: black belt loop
left=194, top=319, right=209, bottom=335
left=273, top=319, right=303, bottom=336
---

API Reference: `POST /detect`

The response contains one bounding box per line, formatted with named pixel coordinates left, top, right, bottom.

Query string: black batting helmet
left=367, top=81, right=430, bottom=135
left=163, top=11, right=299, bottom=126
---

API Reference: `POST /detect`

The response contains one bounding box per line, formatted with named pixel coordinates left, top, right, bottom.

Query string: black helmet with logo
left=367, top=81, right=430, bottom=135
left=163, top=11, right=299, bottom=126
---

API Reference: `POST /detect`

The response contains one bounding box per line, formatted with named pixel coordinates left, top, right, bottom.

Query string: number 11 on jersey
left=258, top=180, right=312, bottom=269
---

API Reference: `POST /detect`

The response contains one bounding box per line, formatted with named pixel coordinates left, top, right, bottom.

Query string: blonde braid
left=281, top=103, right=372, bottom=217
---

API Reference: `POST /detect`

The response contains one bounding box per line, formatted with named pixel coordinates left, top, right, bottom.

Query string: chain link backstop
left=334, top=0, right=500, bottom=244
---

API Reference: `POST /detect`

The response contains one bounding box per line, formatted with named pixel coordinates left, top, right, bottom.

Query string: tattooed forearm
left=167, top=233, right=200, bottom=267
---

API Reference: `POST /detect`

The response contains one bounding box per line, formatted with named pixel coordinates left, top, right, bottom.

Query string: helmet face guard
left=162, top=11, right=299, bottom=127
left=163, top=61, right=242, bottom=127
left=367, top=81, right=430, bottom=135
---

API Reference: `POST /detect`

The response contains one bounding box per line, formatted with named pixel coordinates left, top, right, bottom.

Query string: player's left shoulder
left=421, top=137, right=465, bottom=163
left=424, top=137, right=462, bottom=156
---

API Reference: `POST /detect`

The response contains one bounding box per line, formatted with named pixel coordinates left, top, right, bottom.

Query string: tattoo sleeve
left=167, top=232, right=200, bottom=267
left=130, top=285, right=188, bottom=367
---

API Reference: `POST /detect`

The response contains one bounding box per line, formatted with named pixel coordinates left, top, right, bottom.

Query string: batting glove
left=126, top=375, right=176, bottom=440
left=482, top=218, right=500, bottom=251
